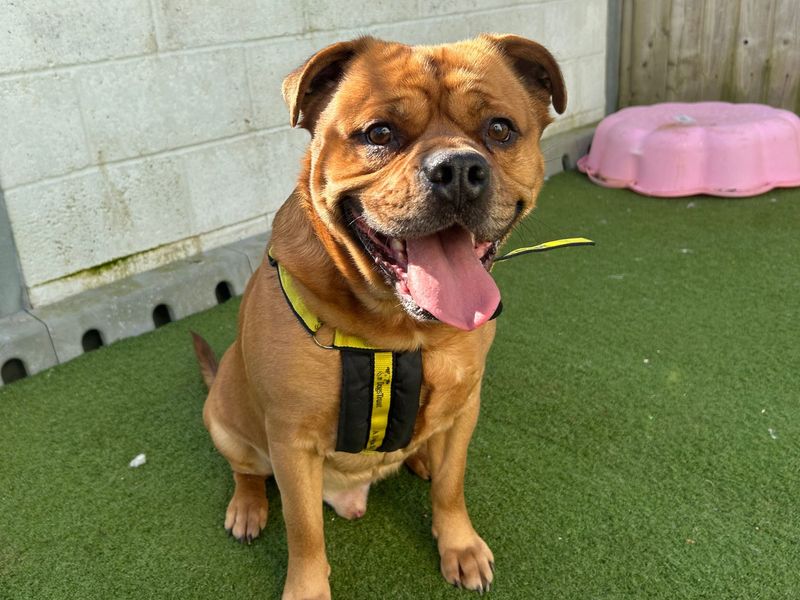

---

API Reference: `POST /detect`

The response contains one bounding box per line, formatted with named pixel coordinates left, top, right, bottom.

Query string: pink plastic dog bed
left=577, top=102, right=800, bottom=197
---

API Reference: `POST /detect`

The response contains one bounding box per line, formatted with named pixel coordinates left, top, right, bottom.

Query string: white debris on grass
left=768, top=428, right=778, bottom=440
left=686, top=201, right=696, bottom=208
left=129, top=453, right=147, bottom=468
left=643, top=358, right=650, bottom=364
left=679, top=248, right=693, bottom=254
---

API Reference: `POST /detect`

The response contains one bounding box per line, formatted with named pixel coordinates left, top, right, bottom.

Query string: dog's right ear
left=282, top=38, right=368, bottom=131
left=482, top=34, right=567, bottom=115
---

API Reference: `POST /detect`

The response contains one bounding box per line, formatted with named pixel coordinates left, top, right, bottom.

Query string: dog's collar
left=268, top=249, right=381, bottom=351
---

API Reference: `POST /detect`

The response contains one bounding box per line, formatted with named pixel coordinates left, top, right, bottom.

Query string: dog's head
left=283, top=35, right=565, bottom=331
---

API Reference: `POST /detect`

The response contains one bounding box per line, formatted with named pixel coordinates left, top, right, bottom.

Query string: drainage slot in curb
left=561, top=153, right=572, bottom=171
left=152, top=303, right=173, bottom=328
left=81, top=329, right=105, bottom=353
left=215, top=281, right=233, bottom=304
left=1, top=358, right=28, bottom=384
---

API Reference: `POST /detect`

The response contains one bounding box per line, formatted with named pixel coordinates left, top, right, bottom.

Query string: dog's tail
left=191, top=332, right=218, bottom=389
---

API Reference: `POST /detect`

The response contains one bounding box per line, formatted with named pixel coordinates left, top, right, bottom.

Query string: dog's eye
left=487, top=119, right=513, bottom=143
left=366, top=124, right=393, bottom=146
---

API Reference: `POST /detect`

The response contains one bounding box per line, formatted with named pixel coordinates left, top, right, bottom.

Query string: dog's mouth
left=345, top=202, right=500, bottom=331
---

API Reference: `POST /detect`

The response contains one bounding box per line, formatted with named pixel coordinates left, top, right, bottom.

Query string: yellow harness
left=269, top=251, right=422, bottom=453
left=268, top=236, right=593, bottom=454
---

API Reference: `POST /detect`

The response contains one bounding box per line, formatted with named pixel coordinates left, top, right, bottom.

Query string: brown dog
left=194, top=34, right=565, bottom=599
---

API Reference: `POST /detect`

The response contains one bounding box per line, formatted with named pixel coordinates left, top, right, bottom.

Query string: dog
left=193, top=34, right=565, bottom=599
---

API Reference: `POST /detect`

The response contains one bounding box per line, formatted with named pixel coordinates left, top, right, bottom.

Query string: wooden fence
left=618, top=0, right=799, bottom=112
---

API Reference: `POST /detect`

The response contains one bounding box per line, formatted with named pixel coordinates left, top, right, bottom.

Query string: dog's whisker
left=346, top=213, right=367, bottom=228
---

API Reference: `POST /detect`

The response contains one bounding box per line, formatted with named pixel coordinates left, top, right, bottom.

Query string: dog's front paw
left=438, top=531, right=494, bottom=594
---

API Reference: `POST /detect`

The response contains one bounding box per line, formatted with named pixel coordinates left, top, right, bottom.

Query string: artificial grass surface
left=2, top=170, right=799, bottom=599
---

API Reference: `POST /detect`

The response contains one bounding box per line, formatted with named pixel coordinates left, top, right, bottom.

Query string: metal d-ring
left=311, top=330, right=335, bottom=350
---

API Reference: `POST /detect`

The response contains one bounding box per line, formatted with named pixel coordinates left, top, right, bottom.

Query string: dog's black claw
left=489, top=561, right=495, bottom=573
left=246, top=534, right=253, bottom=544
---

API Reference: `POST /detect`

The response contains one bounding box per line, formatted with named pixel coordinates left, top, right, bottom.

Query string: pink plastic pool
left=577, top=102, right=800, bottom=197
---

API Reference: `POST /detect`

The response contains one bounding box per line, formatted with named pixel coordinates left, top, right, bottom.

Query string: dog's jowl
left=193, top=34, right=565, bottom=600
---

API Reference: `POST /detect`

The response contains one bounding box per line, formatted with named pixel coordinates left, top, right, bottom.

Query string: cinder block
left=459, top=6, right=549, bottom=51
left=4, top=155, right=193, bottom=287
left=181, top=129, right=305, bottom=235
left=0, top=73, right=90, bottom=188
left=153, top=0, right=304, bottom=50
left=306, top=0, right=418, bottom=32
left=0, top=1, right=155, bottom=75
left=30, top=247, right=253, bottom=364
left=540, top=0, right=607, bottom=61
left=5, top=172, right=106, bottom=287
left=182, top=135, right=267, bottom=232
left=0, top=312, right=59, bottom=386
left=77, top=50, right=251, bottom=162
left=257, top=128, right=308, bottom=212
left=365, top=15, right=474, bottom=46
left=198, top=216, right=270, bottom=254
left=577, top=53, right=607, bottom=117
left=423, top=0, right=548, bottom=16
left=104, top=154, right=195, bottom=247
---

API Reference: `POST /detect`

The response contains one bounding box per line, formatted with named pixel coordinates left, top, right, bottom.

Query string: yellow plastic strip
left=494, top=237, right=595, bottom=262
left=276, top=263, right=324, bottom=333
left=333, top=330, right=378, bottom=350
left=364, top=352, right=393, bottom=452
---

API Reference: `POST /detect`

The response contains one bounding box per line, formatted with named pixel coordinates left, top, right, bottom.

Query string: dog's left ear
left=282, top=38, right=371, bottom=130
left=483, top=34, right=567, bottom=115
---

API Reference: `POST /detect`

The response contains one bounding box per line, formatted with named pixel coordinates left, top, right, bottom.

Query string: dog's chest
left=414, top=346, right=486, bottom=433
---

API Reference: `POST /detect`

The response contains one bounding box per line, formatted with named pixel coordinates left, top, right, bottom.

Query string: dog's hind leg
left=203, top=344, right=273, bottom=543
left=404, top=442, right=431, bottom=480
left=225, top=472, right=269, bottom=543
left=206, top=414, right=272, bottom=542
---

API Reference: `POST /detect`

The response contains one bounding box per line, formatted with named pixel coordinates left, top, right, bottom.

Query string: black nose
left=422, top=150, right=490, bottom=205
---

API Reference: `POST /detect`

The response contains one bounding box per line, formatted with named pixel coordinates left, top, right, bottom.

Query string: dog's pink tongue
left=406, top=226, right=500, bottom=331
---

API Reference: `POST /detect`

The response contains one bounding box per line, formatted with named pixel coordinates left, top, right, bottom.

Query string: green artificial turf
left=2, top=171, right=800, bottom=599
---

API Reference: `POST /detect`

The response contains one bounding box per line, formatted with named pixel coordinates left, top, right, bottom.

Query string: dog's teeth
left=389, top=238, right=404, bottom=253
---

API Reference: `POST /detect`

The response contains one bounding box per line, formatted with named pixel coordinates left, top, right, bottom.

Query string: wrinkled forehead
left=329, top=40, right=534, bottom=134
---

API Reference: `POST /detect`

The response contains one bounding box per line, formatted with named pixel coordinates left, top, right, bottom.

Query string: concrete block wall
left=0, top=0, right=608, bottom=308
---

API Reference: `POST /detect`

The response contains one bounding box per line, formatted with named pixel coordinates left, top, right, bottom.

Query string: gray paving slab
left=0, top=311, right=58, bottom=386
